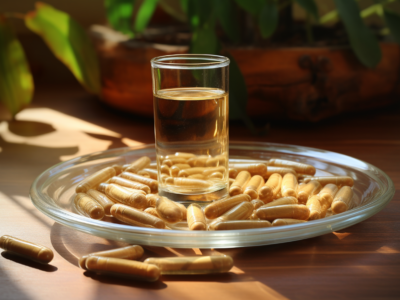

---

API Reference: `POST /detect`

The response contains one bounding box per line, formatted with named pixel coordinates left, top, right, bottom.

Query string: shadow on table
left=1, top=251, right=58, bottom=272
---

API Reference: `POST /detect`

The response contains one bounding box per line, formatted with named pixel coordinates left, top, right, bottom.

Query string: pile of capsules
left=72, top=154, right=356, bottom=230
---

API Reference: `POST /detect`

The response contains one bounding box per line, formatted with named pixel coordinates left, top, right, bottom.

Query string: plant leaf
left=384, top=9, right=400, bottom=44
left=190, top=23, right=219, bottom=54
left=227, top=54, right=248, bottom=120
left=25, top=3, right=101, bottom=94
left=187, top=0, right=213, bottom=30
left=215, top=0, right=240, bottom=43
left=134, top=0, right=159, bottom=33
left=234, top=0, right=264, bottom=16
left=295, top=0, right=319, bottom=20
left=258, top=0, right=279, bottom=39
left=0, top=16, right=34, bottom=117
left=104, top=0, right=135, bottom=37
left=334, top=0, right=382, bottom=68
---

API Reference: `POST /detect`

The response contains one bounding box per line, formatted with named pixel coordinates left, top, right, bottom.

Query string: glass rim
left=151, top=54, right=230, bottom=70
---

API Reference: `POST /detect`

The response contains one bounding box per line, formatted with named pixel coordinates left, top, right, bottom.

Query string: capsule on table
left=187, top=155, right=209, bottom=167
left=306, top=195, right=322, bottom=220
left=87, top=189, right=115, bottom=215
left=156, top=196, right=183, bottom=224
left=212, top=220, right=271, bottom=230
left=272, top=219, right=307, bottom=226
left=229, top=163, right=267, bottom=176
left=281, top=173, right=298, bottom=197
left=229, top=171, right=251, bottom=196
left=148, top=162, right=157, bottom=169
left=268, top=159, right=316, bottom=175
left=297, top=174, right=314, bottom=181
left=144, top=255, right=233, bottom=275
left=97, top=183, right=108, bottom=193
left=243, top=175, right=264, bottom=200
left=209, top=202, right=254, bottom=229
left=229, top=178, right=235, bottom=187
left=105, top=184, right=147, bottom=209
left=170, top=164, right=191, bottom=177
left=145, top=194, right=158, bottom=208
left=112, top=164, right=123, bottom=175
left=144, top=207, right=161, bottom=218
left=248, top=212, right=259, bottom=220
left=125, top=156, right=151, bottom=174
left=165, top=177, right=211, bottom=190
left=76, top=166, right=116, bottom=193
left=261, top=196, right=298, bottom=208
left=0, top=235, right=54, bottom=264
left=109, top=176, right=151, bottom=194
left=74, top=193, right=105, bottom=220
left=120, top=172, right=158, bottom=192
left=318, top=184, right=338, bottom=217
left=138, top=168, right=158, bottom=180
left=256, top=204, right=310, bottom=221
left=332, top=186, right=354, bottom=214
left=259, top=173, right=282, bottom=203
left=229, top=168, right=238, bottom=179
left=187, top=204, right=207, bottom=230
left=263, top=167, right=297, bottom=179
left=251, top=199, right=265, bottom=210
left=204, top=194, right=251, bottom=219
left=303, top=176, right=354, bottom=187
left=176, top=202, right=187, bottom=221
left=297, top=181, right=322, bottom=204
left=110, top=204, right=165, bottom=229
left=79, top=245, right=144, bottom=270
left=178, top=167, right=206, bottom=177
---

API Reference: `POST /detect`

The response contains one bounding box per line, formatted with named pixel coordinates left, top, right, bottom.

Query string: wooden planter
left=91, top=26, right=400, bottom=121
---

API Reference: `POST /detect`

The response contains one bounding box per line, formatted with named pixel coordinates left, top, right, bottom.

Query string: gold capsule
left=125, top=156, right=151, bottom=173
left=188, top=174, right=206, bottom=180
left=306, top=195, right=322, bottom=220
left=170, top=164, right=191, bottom=177
left=159, top=174, right=169, bottom=183
left=281, top=173, right=298, bottom=197
left=261, top=196, right=298, bottom=208
left=144, top=207, right=161, bottom=218
left=229, top=163, right=267, bottom=176
left=86, top=256, right=160, bottom=282
left=145, top=194, right=158, bottom=207
left=203, top=166, right=226, bottom=177
left=204, top=194, right=251, bottom=219
left=112, top=164, right=123, bottom=175
left=263, top=167, right=297, bottom=179
left=244, top=175, right=264, bottom=200
left=229, top=168, right=238, bottom=179
left=163, top=157, right=188, bottom=166
left=303, top=176, right=354, bottom=187
left=272, top=219, right=307, bottom=226
left=171, top=152, right=197, bottom=159
left=166, top=221, right=190, bottom=231
left=105, top=184, right=147, bottom=209
left=212, top=220, right=272, bottom=230
left=229, top=171, right=251, bottom=196
left=209, top=202, right=254, bottom=229
left=0, top=235, right=54, bottom=264
left=259, top=173, right=282, bottom=203
left=251, top=199, right=265, bottom=210
left=144, top=255, right=233, bottom=275
left=297, top=174, right=314, bottom=181
left=318, top=184, right=338, bottom=217
left=156, top=196, right=183, bottom=224
left=109, top=176, right=151, bottom=194
left=87, top=189, right=115, bottom=215
left=120, top=172, right=158, bottom=192
left=97, top=182, right=108, bottom=193
left=187, top=155, right=209, bottom=167
left=208, top=172, right=224, bottom=180
left=138, top=168, right=158, bottom=180
left=187, top=204, right=207, bottom=230
left=76, top=166, right=116, bottom=193
left=297, top=181, right=322, bottom=204
left=268, top=159, right=316, bottom=175
left=74, top=193, right=105, bottom=220
left=256, top=204, right=310, bottom=221
left=248, top=212, right=259, bottom=220
left=165, top=177, right=211, bottom=190
left=229, top=178, right=235, bottom=186
left=176, top=202, right=187, bottom=221
left=178, top=167, right=206, bottom=177
left=148, top=162, right=157, bottom=169
left=79, top=245, right=144, bottom=270
left=111, top=204, right=165, bottom=229
left=160, top=164, right=171, bottom=175
left=332, top=186, right=354, bottom=214
left=206, top=155, right=226, bottom=167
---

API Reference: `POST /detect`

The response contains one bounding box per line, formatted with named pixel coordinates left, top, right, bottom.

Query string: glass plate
left=30, top=142, right=395, bottom=249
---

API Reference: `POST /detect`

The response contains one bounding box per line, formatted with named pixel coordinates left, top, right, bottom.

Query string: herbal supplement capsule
left=112, top=164, right=123, bottom=175
left=212, top=220, right=272, bottom=230
left=304, top=176, right=354, bottom=187
left=209, top=202, right=254, bottom=229
left=251, top=199, right=265, bottom=210
left=165, top=177, right=211, bottom=189
left=229, top=178, right=235, bottom=187
left=178, top=167, right=206, bottom=177
left=0, top=235, right=54, bottom=264
left=268, top=159, right=316, bottom=175
left=188, top=174, right=206, bottom=180
left=120, top=172, right=158, bottom=192
left=203, top=166, right=226, bottom=177
left=332, top=186, right=354, bottom=214
left=105, top=184, right=147, bottom=209
left=144, top=255, right=233, bottom=275
left=176, top=203, right=187, bottom=221
left=244, top=175, right=264, bottom=200
left=122, top=164, right=130, bottom=171
left=272, top=218, right=307, bottom=226
left=297, top=181, right=322, bottom=204
left=79, top=245, right=144, bottom=270
left=248, top=212, right=259, bottom=220
left=170, top=164, right=191, bottom=177
left=229, top=163, right=267, bottom=176
left=163, top=157, right=188, bottom=166
left=160, top=164, right=171, bottom=175
left=146, top=194, right=158, bottom=207
left=187, top=155, right=209, bottom=167
left=206, top=155, right=226, bottom=167
left=229, top=171, right=251, bottom=196
left=259, top=173, right=282, bottom=203
left=281, top=173, right=298, bottom=197
left=173, top=152, right=196, bottom=159
left=138, top=168, right=158, bottom=180
left=149, top=162, right=157, bottom=169
left=144, top=207, right=161, bottom=218
left=125, top=156, right=151, bottom=173
left=298, top=174, right=314, bottom=181
left=204, top=194, right=251, bottom=219
left=229, top=168, right=238, bottom=179
left=87, top=189, right=115, bottom=215
left=97, top=183, right=109, bottom=193
left=208, top=172, right=224, bottom=180
left=187, top=204, right=207, bottom=230
left=109, top=176, right=151, bottom=194
left=156, top=196, right=183, bottom=223
left=263, top=167, right=297, bottom=179
left=76, top=166, right=116, bottom=193
left=86, top=256, right=160, bottom=281
left=256, top=204, right=310, bottom=221
left=166, top=221, right=189, bottom=231
left=261, top=196, right=298, bottom=208
left=111, top=204, right=165, bottom=228
left=74, top=193, right=105, bottom=220
left=159, top=174, right=169, bottom=183
left=306, top=195, right=322, bottom=220
left=318, top=184, right=338, bottom=217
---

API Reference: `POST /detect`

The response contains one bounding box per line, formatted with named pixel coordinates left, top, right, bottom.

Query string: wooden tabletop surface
left=0, top=84, right=399, bottom=300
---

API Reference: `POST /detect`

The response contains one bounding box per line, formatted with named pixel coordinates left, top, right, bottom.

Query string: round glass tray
left=30, top=142, right=395, bottom=249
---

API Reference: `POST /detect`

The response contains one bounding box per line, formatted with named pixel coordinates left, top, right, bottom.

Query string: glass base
left=158, top=186, right=229, bottom=206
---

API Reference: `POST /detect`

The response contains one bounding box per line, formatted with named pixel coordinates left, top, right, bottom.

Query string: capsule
left=138, top=168, right=158, bottom=180
left=109, top=176, right=151, bottom=194
left=268, top=159, right=316, bottom=175
left=259, top=173, right=282, bottom=203
left=250, top=199, right=264, bottom=210
left=206, top=155, right=226, bottom=167
left=229, top=178, right=235, bottom=187
left=112, top=164, right=123, bottom=175
left=170, top=164, right=191, bottom=177
left=187, top=204, right=207, bottom=230
left=187, top=155, right=209, bottom=167
left=203, top=167, right=226, bottom=177
left=87, top=189, right=115, bottom=215
left=120, top=172, right=158, bottom=192
left=229, top=163, right=267, bottom=176
left=263, top=167, right=297, bottom=179
left=86, top=256, right=160, bottom=281
left=145, top=194, right=158, bottom=207
left=156, top=196, right=183, bottom=224
left=188, top=174, right=206, bottom=180
left=272, top=219, right=307, bottom=226
left=261, top=196, right=298, bottom=208
left=110, top=204, right=165, bottom=229
left=208, top=172, right=224, bottom=180
left=306, top=195, right=322, bottom=220
left=297, top=174, right=314, bottom=181
left=178, top=167, right=206, bottom=177
left=0, top=235, right=54, bottom=264
left=212, top=220, right=272, bottom=230
left=125, top=156, right=151, bottom=173
left=229, top=171, right=251, bottom=196
left=281, top=173, right=298, bottom=197
left=76, top=166, right=116, bottom=193
left=97, top=183, right=108, bottom=193
left=144, top=207, right=161, bottom=218
left=229, top=168, right=238, bottom=179
left=209, top=202, right=254, bottom=229
left=318, top=184, right=338, bottom=217
left=297, top=181, right=322, bottom=204
left=248, top=212, right=259, bottom=220
left=176, top=202, right=187, bottom=221
left=105, top=184, right=147, bottom=209
left=303, top=176, right=354, bottom=187
left=165, top=221, right=190, bottom=231
left=79, top=245, right=144, bottom=270
left=171, top=152, right=196, bottom=159
left=160, top=164, right=171, bottom=175
left=144, top=255, right=233, bottom=275
left=148, top=162, right=157, bottom=169
left=256, top=204, right=310, bottom=221
left=332, top=186, right=354, bottom=214
left=165, top=177, right=211, bottom=190
left=204, top=194, right=251, bottom=219
left=244, top=175, right=264, bottom=200
left=163, top=157, right=188, bottom=167
left=74, top=193, right=105, bottom=220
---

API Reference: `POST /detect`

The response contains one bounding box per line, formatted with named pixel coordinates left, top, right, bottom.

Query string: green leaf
left=25, top=3, right=101, bottom=94
left=104, top=0, right=135, bottom=37
left=190, top=24, right=219, bottom=54
left=258, top=0, right=279, bottom=39
left=234, top=0, right=264, bottom=16
left=384, top=9, right=400, bottom=44
left=215, top=0, right=240, bottom=43
left=0, top=17, right=34, bottom=117
left=334, top=0, right=382, bottom=68
left=295, top=0, right=319, bottom=20
left=187, top=0, right=213, bottom=30
left=227, top=54, right=248, bottom=120
left=134, top=0, right=159, bottom=33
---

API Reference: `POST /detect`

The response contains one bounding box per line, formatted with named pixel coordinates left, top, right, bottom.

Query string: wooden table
left=1, top=84, right=399, bottom=300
